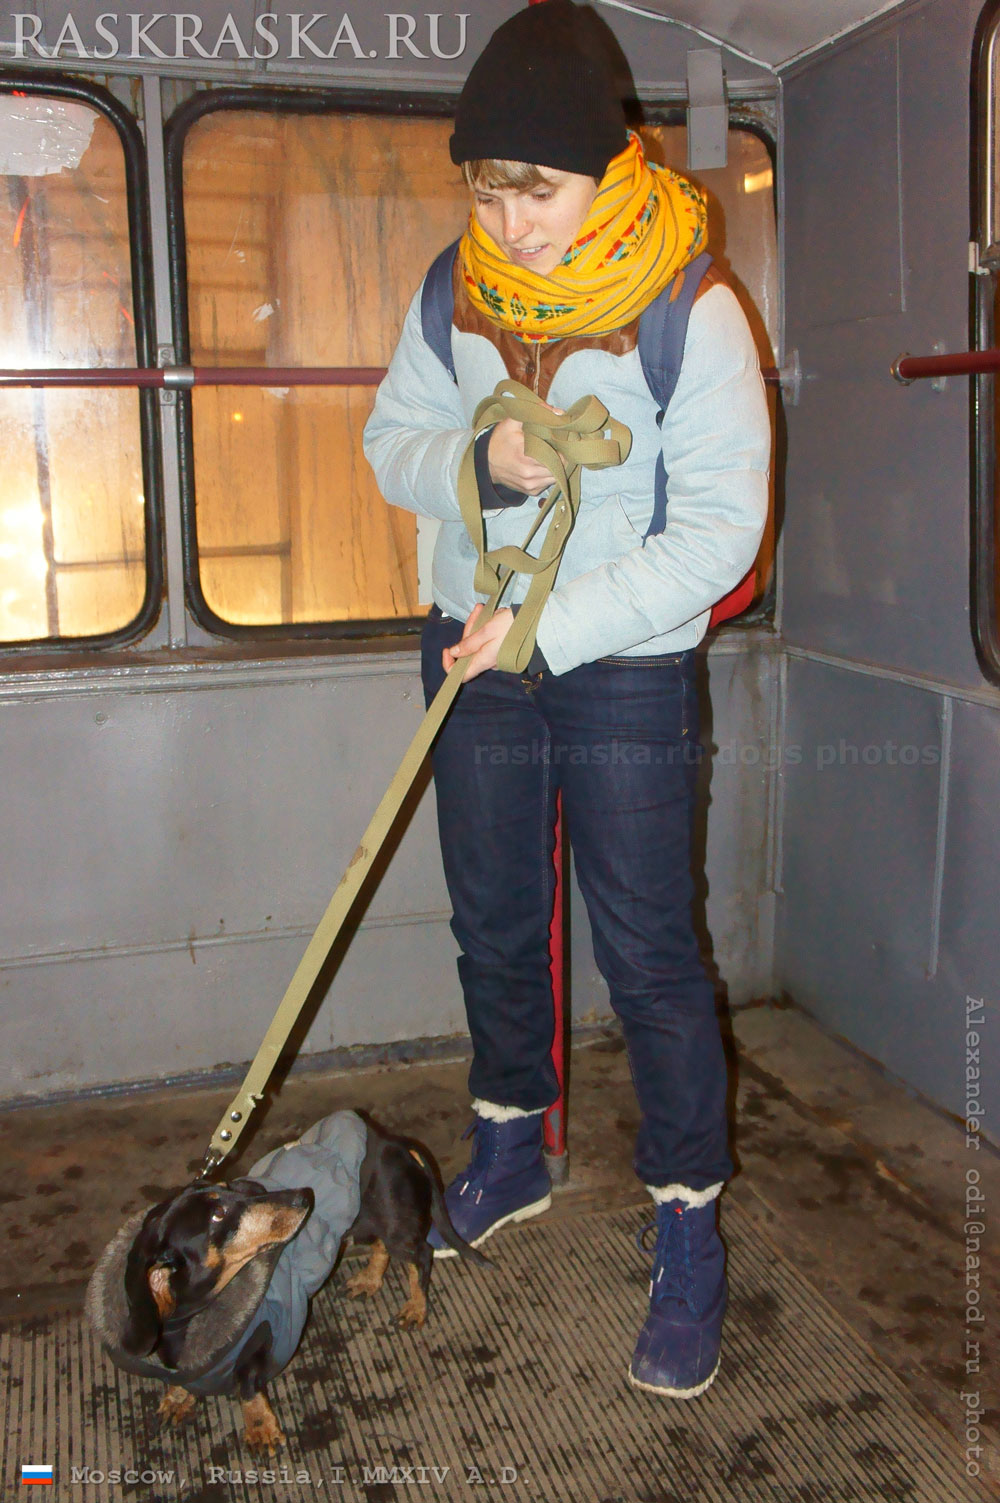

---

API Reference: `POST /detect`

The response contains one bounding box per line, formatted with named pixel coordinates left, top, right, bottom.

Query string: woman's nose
left=503, top=201, right=531, bottom=241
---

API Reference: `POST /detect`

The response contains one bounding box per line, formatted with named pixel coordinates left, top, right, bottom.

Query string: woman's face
left=471, top=168, right=599, bottom=276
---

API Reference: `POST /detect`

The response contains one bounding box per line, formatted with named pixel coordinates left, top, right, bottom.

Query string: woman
left=363, top=0, right=770, bottom=1398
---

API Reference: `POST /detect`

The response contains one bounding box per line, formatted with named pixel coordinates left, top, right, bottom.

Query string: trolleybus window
left=0, top=90, right=149, bottom=645
left=175, top=107, right=469, bottom=634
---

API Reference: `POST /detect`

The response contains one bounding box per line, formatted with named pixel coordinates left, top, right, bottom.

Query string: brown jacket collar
left=452, top=257, right=724, bottom=401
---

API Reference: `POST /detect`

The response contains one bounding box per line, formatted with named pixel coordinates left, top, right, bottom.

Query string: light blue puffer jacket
left=363, top=277, right=771, bottom=675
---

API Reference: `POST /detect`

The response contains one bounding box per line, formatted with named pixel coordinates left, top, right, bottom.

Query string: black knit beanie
left=450, top=1, right=628, bottom=179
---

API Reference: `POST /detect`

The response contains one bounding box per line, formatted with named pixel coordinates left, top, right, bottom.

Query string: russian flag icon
left=21, top=1466, right=54, bottom=1485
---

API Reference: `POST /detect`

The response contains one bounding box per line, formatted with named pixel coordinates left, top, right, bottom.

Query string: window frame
left=0, top=69, right=162, bottom=655
left=163, top=86, right=458, bottom=645
left=972, top=0, right=1000, bottom=687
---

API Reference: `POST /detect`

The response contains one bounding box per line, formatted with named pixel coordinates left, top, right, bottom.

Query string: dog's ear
left=121, top=1202, right=174, bottom=1357
left=227, top=1178, right=269, bottom=1196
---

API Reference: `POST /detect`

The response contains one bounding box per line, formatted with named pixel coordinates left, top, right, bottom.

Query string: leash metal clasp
left=196, top=1147, right=224, bottom=1182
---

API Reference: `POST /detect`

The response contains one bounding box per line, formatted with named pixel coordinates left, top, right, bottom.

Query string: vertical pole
left=142, top=74, right=189, bottom=648
left=532, top=0, right=561, bottom=1175
left=525, top=0, right=558, bottom=1173
left=544, top=792, right=569, bottom=1181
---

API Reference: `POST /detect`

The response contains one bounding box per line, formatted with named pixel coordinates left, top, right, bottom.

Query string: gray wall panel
left=780, top=318, right=971, bottom=677
left=897, top=0, right=979, bottom=323
left=771, top=0, right=1000, bottom=1137
left=778, top=658, right=943, bottom=1072
left=784, top=35, right=903, bottom=331
left=934, top=698, right=1000, bottom=1132
left=782, top=0, right=985, bottom=687
left=699, top=644, right=779, bottom=1002
left=780, top=660, right=944, bottom=1002
left=778, top=656, right=999, bottom=1136
left=1, top=915, right=465, bottom=1101
left=938, top=700, right=1000, bottom=984
left=1, top=639, right=776, bottom=1101
left=0, top=663, right=449, bottom=961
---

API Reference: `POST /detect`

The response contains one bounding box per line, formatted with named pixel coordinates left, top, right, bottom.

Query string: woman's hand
left=488, top=416, right=559, bottom=495
left=442, top=604, right=514, bottom=680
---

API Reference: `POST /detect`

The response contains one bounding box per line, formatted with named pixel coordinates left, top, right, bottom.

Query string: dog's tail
left=410, top=1146, right=491, bottom=1266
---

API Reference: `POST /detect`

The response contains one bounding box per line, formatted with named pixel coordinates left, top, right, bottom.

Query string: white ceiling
left=596, top=0, right=913, bottom=67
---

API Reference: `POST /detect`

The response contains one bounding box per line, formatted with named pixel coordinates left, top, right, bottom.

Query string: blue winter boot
left=628, top=1193, right=727, bottom=1398
left=428, top=1108, right=552, bottom=1258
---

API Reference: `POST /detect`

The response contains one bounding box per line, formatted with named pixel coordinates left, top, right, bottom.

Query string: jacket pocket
left=615, top=491, right=653, bottom=542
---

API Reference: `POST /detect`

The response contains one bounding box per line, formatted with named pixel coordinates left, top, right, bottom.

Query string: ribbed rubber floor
left=1, top=1201, right=983, bottom=1502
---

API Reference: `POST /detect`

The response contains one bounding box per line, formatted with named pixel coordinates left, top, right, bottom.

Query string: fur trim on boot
left=646, top=1182, right=723, bottom=1210
left=471, top=1098, right=547, bottom=1123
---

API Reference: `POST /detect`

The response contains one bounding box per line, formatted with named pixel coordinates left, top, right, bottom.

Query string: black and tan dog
left=86, top=1109, right=487, bottom=1452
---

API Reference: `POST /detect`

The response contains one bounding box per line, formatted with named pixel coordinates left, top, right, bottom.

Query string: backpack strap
left=640, top=250, right=713, bottom=543
left=420, top=238, right=460, bottom=383
left=640, top=251, right=755, bottom=626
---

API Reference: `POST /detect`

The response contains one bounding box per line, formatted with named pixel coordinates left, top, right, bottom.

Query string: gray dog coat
left=85, top=1109, right=367, bottom=1395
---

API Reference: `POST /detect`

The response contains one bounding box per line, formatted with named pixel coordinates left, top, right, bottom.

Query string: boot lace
left=456, top=1118, right=496, bottom=1204
left=636, top=1210, right=693, bottom=1303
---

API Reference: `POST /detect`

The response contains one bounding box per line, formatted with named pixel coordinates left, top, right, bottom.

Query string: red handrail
left=0, top=364, right=783, bottom=389
left=544, top=793, right=568, bottom=1175
left=0, top=366, right=387, bottom=388
left=892, top=348, right=1000, bottom=383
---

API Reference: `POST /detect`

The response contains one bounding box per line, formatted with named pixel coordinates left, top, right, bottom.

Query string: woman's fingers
left=441, top=607, right=514, bottom=679
left=487, top=418, right=556, bottom=493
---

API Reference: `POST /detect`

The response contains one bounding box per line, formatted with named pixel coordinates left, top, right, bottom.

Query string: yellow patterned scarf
left=458, top=132, right=708, bottom=343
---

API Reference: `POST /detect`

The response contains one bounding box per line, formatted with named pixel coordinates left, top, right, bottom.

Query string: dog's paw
left=345, top=1270, right=382, bottom=1300
left=241, top=1395, right=285, bottom=1455
left=244, top=1415, right=285, bottom=1455
left=157, top=1386, right=197, bottom=1429
left=345, top=1240, right=389, bottom=1299
left=397, top=1296, right=427, bottom=1329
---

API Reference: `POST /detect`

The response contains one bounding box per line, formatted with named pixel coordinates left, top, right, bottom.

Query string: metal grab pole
left=0, top=366, right=387, bottom=388
left=892, top=348, right=1000, bottom=383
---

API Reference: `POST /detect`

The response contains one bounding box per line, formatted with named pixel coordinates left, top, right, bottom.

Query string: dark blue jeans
left=421, top=609, right=732, bottom=1192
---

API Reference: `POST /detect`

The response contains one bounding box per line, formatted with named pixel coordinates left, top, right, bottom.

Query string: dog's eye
left=210, top=1207, right=227, bottom=1224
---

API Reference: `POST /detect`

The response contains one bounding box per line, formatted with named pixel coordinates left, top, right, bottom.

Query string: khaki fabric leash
left=200, top=379, right=631, bottom=1175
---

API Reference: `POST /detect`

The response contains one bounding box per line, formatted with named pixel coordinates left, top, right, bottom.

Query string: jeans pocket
left=421, top=610, right=463, bottom=706
left=597, top=652, right=686, bottom=666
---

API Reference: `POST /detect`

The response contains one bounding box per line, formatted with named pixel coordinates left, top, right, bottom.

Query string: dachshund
left=102, top=1110, right=487, bottom=1453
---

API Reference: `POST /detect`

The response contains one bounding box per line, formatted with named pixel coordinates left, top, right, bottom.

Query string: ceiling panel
left=4, top=0, right=918, bottom=75
left=595, top=0, right=914, bottom=67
